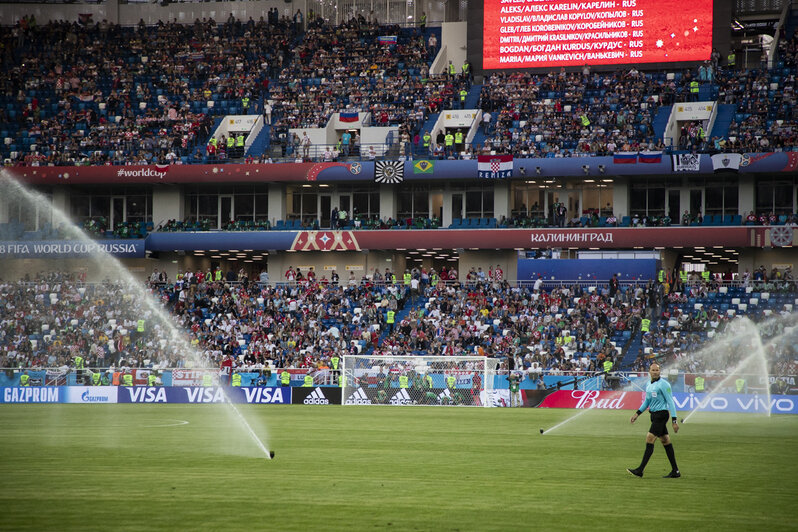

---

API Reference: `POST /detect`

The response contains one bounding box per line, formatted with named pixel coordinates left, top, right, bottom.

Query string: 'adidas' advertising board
left=291, top=386, right=342, bottom=405
left=303, top=387, right=329, bottom=405
left=389, top=388, right=414, bottom=405
left=345, top=387, right=372, bottom=405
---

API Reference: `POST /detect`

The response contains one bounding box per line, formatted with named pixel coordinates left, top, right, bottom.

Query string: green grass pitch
left=0, top=405, right=796, bottom=531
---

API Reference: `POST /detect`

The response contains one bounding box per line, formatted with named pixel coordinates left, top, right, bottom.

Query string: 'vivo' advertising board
left=539, top=390, right=798, bottom=414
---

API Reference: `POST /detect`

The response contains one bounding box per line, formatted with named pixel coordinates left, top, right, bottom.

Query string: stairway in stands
left=464, top=84, right=482, bottom=109
left=360, top=294, right=428, bottom=356
left=710, top=104, right=736, bottom=141
left=652, top=105, right=672, bottom=141
left=620, top=330, right=645, bottom=368
left=246, top=124, right=270, bottom=158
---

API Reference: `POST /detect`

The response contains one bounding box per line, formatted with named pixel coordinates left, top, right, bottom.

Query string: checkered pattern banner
left=477, top=154, right=513, bottom=178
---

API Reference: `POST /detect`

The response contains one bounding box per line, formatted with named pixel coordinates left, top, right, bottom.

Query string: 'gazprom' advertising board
left=66, top=386, right=118, bottom=404
left=539, top=390, right=798, bottom=414
left=1, top=387, right=63, bottom=403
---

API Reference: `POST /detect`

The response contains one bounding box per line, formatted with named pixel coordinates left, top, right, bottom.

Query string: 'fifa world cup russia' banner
left=539, top=390, right=798, bottom=414
left=0, top=240, right=145, bottom=258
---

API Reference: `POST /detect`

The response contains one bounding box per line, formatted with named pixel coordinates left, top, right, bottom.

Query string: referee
left=627, top=363, right=681, bottom=478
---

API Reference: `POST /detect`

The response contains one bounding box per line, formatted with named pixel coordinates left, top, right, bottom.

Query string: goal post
left=341, top=355, right=499, bottom=407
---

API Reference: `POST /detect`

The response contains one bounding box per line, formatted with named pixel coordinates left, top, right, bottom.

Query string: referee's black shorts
left=649, top=410, right=670, bottom=437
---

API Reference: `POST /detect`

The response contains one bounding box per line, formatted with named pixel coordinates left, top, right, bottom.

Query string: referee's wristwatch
left=671, top=418, right=678, bottom=423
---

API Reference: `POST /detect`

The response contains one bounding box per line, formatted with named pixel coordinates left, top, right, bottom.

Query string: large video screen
left=483, top=0, right=713, bottom=69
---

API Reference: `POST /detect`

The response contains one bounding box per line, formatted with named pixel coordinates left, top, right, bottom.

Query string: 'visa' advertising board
left=0, top=386, right=291, bottom=404
left=116, top=386, right=290, bottom=404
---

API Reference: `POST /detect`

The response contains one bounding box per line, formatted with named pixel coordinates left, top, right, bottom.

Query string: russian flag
left=339, top=112, right=359, bottom=123
left=377, top=35, right=397, bottom=45
left=613, top=152, right=638, bottom=164
left=638, top=151, right=663, bottom=164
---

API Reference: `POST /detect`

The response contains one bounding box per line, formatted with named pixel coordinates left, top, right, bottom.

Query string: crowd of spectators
left=0, top=267, right=639, bottom=376
left=477, top=67, right=672, bottom=158
left=2, top=267, right=796, bottom=390
left=268, top=14, right=467, bottom=158
left=635, top=271, right=798, bottom=381
left=714, top=32, right=797, bottom=153
left=1, top=15, right=797, bottom=166
left=1, top=15, right=293, bottom=166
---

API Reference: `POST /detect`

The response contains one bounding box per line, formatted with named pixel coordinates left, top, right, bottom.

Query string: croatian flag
left=638, top=151, right=663, bottom=164
left=339, top=112, right=359, bottom=123
left=613, top=152, right=638, bottom=164
left=378, top=35, right=397, bottom=45
left=478, top=154, right=513, bottom=178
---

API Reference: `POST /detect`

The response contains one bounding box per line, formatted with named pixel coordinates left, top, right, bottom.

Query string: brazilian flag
left=413, top=160, right=434, bottom=174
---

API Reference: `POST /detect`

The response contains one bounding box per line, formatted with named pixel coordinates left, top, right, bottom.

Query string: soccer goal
left=341, top=355, right=499, bottom=407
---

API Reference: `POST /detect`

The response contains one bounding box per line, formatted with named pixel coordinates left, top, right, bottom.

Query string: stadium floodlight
left=341, top=355, right=498, bottom=407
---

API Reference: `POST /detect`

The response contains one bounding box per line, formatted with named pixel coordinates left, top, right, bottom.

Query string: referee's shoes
left=626, top=468, right=643, bottom=477
left=663, top=470, right=681, bottom=478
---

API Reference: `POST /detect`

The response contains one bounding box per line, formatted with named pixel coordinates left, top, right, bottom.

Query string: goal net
left=341, top=355, right=499, bottom=407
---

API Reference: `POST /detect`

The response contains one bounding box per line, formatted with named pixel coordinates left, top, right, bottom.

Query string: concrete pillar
left=613, top=177, right=629, bottom=218
left=51, top=188, right=69, bottom=217
left=152, top=186, right=183, bottom=229
left=442, top=187, right=453, bottom=227
left=739, top=174, right=755, bottom=216
left=269, top=183, right=285, bottom=224
left=380, top=185, right=394, bottom=222
left=493, top=180, right=510, bottom=221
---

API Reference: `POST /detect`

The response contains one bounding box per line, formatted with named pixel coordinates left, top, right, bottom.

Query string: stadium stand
left=1, top=1, right=797, bottom=396
left=1, top=271, right=795, bottom=382
left=2, top=12, right=796, bottom=166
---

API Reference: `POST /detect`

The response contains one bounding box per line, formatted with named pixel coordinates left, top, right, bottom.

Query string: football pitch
left=0, top=405, right=795, bottom=531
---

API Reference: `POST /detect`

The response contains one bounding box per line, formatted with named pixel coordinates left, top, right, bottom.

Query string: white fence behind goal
left=341, top=355, right=499, bottom=407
